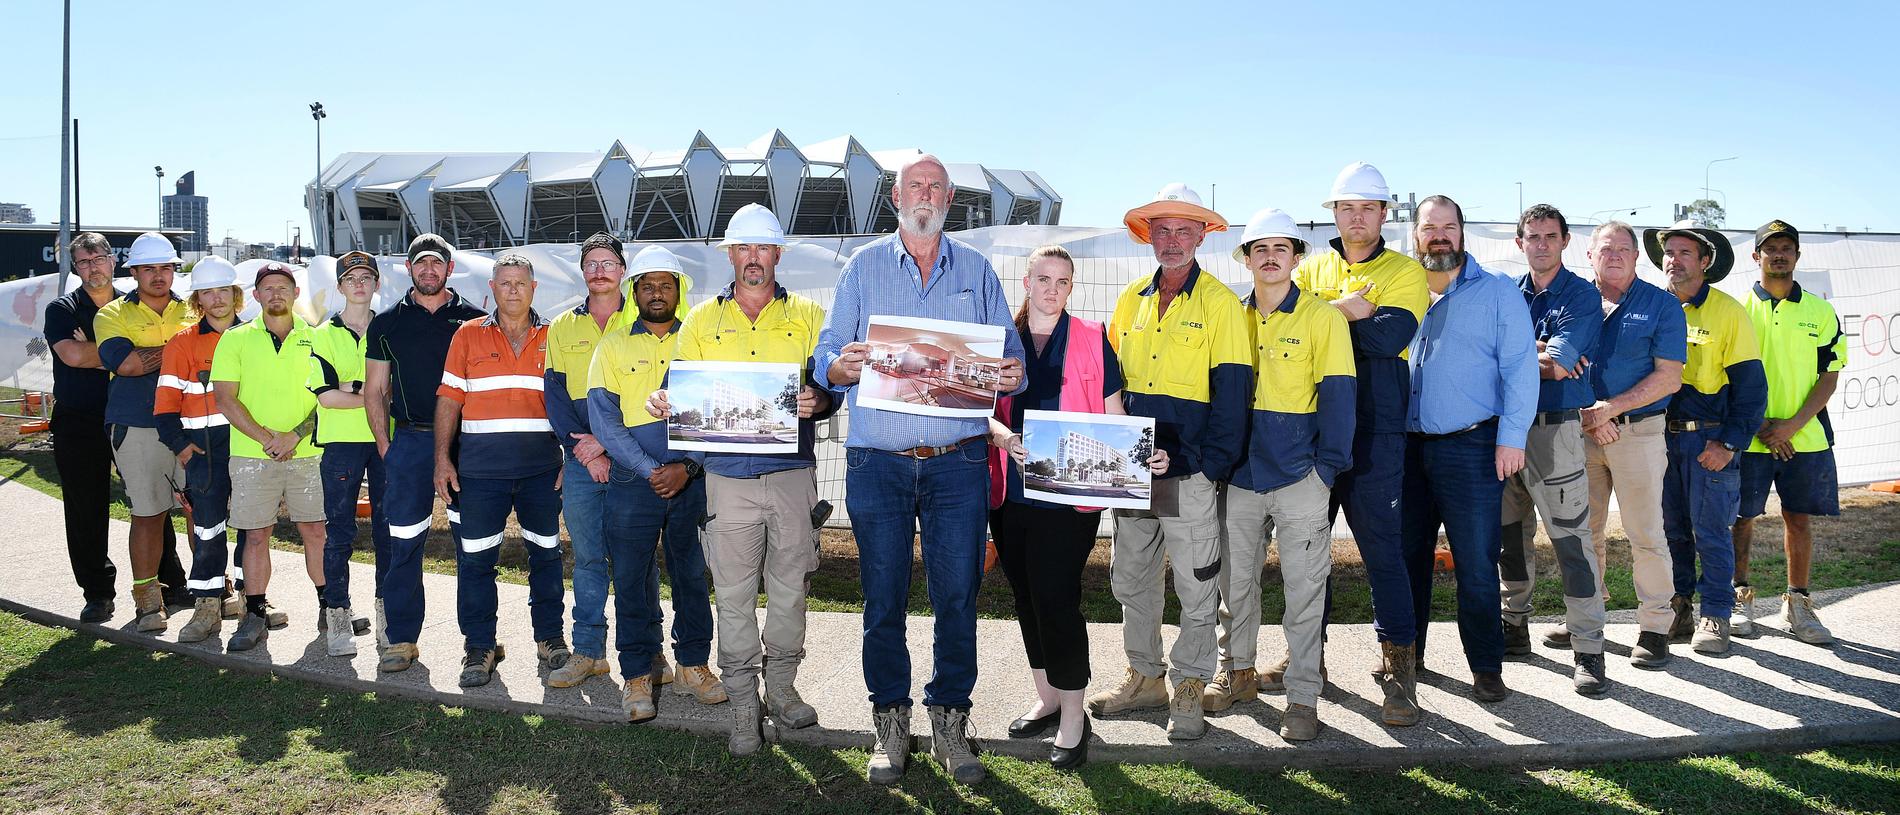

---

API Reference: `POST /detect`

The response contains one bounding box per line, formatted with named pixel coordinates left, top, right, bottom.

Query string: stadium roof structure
left=307, top=131, right=1061, bottom=253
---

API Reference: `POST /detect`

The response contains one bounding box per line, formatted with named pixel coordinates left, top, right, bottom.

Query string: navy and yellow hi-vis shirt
left=1292, top=238, right=1430, bottom=434
left=1230, top=284, right=1357, bottom=494
left=306, top=314, right=380, bottom=445
left=586, top=319, right=701, bottom=480
left=1744, top=281, right=1847, bottom=454
left=673, top=282, right=838, bottom=478
left=1669, top=281, right=1767, bottom=452
left=1109, top=262, right=1252, bottom=481
left=94, top=290, right=194, bottom=428
left=544, top=286, right=638, bottom=454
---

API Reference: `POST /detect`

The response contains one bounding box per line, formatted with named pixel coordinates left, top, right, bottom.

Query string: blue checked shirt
left=814, top=233, right=1026, bottom=450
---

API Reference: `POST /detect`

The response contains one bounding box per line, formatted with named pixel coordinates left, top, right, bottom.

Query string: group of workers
left=41, top=156, right=1846, bottom=779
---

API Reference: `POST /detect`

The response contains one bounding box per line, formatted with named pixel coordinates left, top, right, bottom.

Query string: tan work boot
left=1259, top=651, right=1327, bottom=692
left=545, top=654, right=611, bottom=688
left=673, top=664, right=729, bottom=704
left=176, top=597, right=223, bottom=643
left=928, top=705, right=986, bottom=784
left=1086, top=667, right=1169, bottom=716
left=766, top=680, right=819, bottom=729
left=867, top=705, right=911, bottom=785
left=1167, top=678, right=1208, bottom=740
left=459, top=645, right=505, bottom=688
left=221, top=592, right=243, bottom=620
left=1201, top=668, right=1258, bottom=712
left=1782, top=592, right=1835, bottom=645
left=378, top=642, right=419, bottom=673
left=729, top=689, right=763, bottom=756
left=622, top=675, right=657, bottom=722
left=1378, top=641, right=1420, bottom=727
left=536, top=637, right=572, bottom=670
left=1731, top=584, right=1758, bottom=637
left=131, top=582, right=168, bottom=633
left=1280, top=702, right=1321, bottom=742
left=652, top=652, right=674, bottom=686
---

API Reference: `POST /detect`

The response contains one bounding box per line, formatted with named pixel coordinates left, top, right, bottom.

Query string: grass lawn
left=1, top=611, right=1896, bottom=814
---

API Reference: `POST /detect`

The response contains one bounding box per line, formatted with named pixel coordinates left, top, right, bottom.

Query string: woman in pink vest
left=987, top=245, right=1168, bottom=769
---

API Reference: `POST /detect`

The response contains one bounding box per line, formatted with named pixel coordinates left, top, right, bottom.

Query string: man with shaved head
left=815, top=153, right=1026, bottom=786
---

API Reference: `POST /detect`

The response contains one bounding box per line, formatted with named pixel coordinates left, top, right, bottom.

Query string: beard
left=265, top=302, right=292, bottom=317
left=639, top=301, right=675, bottom=322
left=413, top=276, right=446, bottom=296
left=899, top=203, right=947, bottom=238
left=1417, top=240, right=1463, bottom=272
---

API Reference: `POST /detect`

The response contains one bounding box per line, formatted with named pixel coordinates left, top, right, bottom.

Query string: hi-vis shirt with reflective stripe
left=438, top=315, right=560, bottom=480
left=1744, top=281, right=1847, bottom=454
left=1109, top=263, right=1253, bottom=481
left=587, top=321, right=687, bottom=479
left=675, top=284, right=833, bottom=476
left=94, top=291, right=194, bottom=428
left=1670, top=281, right=1767, bottom=452
left=154, top=319, right=234, bottom=454
left=1291, top=238, right=1429, bottom=434
left=1232, top=285, right=1357, bottom=494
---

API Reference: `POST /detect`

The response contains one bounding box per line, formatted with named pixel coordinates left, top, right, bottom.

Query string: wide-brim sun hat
left=1643, top=219, right=1735, bottom=284
left=1123, top=183, right=1227, bottom=245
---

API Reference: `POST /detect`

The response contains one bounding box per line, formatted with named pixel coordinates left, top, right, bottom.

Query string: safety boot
left=1378, top=641, right=1420, bottom=727
left=1166, top=678, right=1208, bottom=740
left=131, top=582, right=168, bottom=633
left=928, top=705, right=985, bottom=784
left=1086, top=666, right=1168, bottom=715
left=867, top=705, right=911, bottom=784
left=673, top=664, right=728, bottom=704
left=546, top=654, right=610, bottom=688
left=1782, top=592, right=1835, bottom=645
left=176, top=597, right=223, bottom=643
left=1201, top=667, right=1258, bottom=712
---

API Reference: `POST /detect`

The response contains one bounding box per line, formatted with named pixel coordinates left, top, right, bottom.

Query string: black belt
left=1666, top=419, right=1721, bottom=433
left=1533, top=409, right=1581, bottom=427
left=1413, top=416, right=1497, bottom=440
left=886, top=435, right=987, bottom=460
left=1610, top=410, right=1664, bottom=426
left=395, top=420, right=434, bottom=431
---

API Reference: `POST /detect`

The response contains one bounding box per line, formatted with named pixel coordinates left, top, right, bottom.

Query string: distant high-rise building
left=162, top=171, right=209, bottom=251
left=0, top=203, right=33, bottom=224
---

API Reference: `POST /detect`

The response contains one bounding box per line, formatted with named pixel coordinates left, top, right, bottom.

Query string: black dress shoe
left=78, top=599, right=115, bottom=623
left=1049, top=717, right=1090, bottom=770
left=1008, top=709, right=1061, bottom=739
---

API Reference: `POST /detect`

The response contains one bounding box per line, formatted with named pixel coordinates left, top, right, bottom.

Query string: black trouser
left=990, top=501, right=1100, bottom=691
left=52, top=410, right=116, bottom=602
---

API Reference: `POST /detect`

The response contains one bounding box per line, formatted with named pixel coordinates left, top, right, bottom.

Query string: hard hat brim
left=1322, top=194, right=1390, bottom=210
left=715, top=235, right=788, bottom=248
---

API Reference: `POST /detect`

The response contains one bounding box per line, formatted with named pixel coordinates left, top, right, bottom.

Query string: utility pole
left=1704, top=156, right=1738, bottom=201
left=310, top=102, right=326, bottom=255
left=56, top=0, right=72, bottom=291
left=1515, top=181, right=1523, bottom=216
left=155, top=166, right=165, bottom=226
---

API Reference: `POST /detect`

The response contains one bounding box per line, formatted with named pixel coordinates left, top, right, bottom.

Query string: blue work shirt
left=1590, top=275, right=1687, bottom=418
left=1518, top=266, right=1602, bottom=412
left=1406, top=254, right=1539, bottom=449
left=813, top=232, right=1026, bottom=450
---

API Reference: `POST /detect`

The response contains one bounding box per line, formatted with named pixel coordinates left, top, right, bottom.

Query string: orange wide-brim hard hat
left=1123, top=201, right=1229, bottom=245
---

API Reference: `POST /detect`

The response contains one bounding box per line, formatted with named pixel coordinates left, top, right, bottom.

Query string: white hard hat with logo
left=1323, top=161, right=1392, bottom=209
left=185, top=256, right=240, bottom=291
left=1231, top=209, right=1309, bottom=262
left=717, top=203, right=788, bottom=248
left=124, top=231, right=183, bottom=267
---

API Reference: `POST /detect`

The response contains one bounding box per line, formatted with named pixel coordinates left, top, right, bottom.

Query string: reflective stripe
left=193, top=521, right=228, bottom=539
left=232, top=567, right=244, bottom=581
left=181, top=413, right=230, bottom=429
left=441, top=371, right=469, bottom=391
left=461, top=418, right=553, bottom=434
left=446, top=507, right=461, bottom=525
left=465, top=374, right=544, bottom=393
left=158, top=374, right=207, bottom=393
left=389, top=518, right=431, bottom=538
left=186, top=577, right=225, bottom=591
left=521, top=528, right=560, bottom=548
left=460, top=531, right=504, bottom=552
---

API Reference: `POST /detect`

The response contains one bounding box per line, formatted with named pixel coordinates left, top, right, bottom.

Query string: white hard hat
left=124, top=232, right=182, bottom=267
left=185, top=256, right=240, bottom=291
left=717, top=203, right=787, bottom=248
left=625, top=245, right=692, bottom=300
left=1231, top=209, right=1309, bottom=262
left=1323, top=161, right=1392, bottom=209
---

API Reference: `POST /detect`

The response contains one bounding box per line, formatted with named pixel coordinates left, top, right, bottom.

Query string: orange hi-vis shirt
left=437, top=313, right=560, bottom=480
left=154, top=318, right=235, bottom=455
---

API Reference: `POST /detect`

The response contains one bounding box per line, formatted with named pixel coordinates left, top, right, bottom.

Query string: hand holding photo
left=857, top=314, right=1006, bottom=418
left=1021, top=410, right=1156, bottom=510
left=666, top=360, right=802, bottom=454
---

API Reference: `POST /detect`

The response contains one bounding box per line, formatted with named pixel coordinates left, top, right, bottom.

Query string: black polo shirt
left=42, top=286, right=112, bottom=419
left=364, top=288, right=486, bottom=426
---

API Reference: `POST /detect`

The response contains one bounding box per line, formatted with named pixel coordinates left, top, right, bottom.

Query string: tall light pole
left=310, top=102, right=327, bottom=255
left=155, top=166, right=164, bottom=226
left=56, top=0, right=72, bottom=290
left=1515, top=181, right=1523, bottom=215
left=1704, top=156, right=1738, bottom=202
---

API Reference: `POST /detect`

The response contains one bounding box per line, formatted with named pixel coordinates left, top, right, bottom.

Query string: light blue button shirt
left=813, top=233, right=1026, bottom=450
left=1406, top=254, right=1539, bottom=449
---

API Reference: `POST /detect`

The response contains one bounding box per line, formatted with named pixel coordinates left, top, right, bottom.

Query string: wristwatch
left=1719, top=441, right=1740, bottom=452
left=683, top=459, right=704, bottom=479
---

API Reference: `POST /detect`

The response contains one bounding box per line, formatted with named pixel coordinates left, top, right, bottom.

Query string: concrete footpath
left=1, top=479, right=1896, bottom=770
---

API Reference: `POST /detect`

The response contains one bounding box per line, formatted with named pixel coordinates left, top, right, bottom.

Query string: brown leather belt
left=891, top=435, right=987, bottom=460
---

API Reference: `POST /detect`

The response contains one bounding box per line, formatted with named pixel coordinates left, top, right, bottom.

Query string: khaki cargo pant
left=1112, top=472, right=1223, bottom=685
left=1501, top=418, right=1607, bottom=654
left=701, top=468, right=820, bottom=697
left=1584, top=414, right=1676, bottom=635
left=1216, top=469, right=1331, bottom=708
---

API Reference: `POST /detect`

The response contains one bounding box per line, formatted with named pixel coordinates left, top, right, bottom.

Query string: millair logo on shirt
left=1627, top=313, right=1651, bottom=322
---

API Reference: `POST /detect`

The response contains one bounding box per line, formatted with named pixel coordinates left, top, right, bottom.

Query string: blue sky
left=5, top=0, right=1896, bottom=245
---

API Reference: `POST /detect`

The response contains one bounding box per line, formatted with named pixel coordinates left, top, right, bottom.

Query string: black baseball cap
left=1755, top=220, right=1800, bottom=251
left=407, top=233, right=454, bottom=264
left=336, top=251, right=380, bottom=278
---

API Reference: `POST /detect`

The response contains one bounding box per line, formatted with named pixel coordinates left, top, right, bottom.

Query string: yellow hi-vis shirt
left=1292, top=238, right=1429, bottom=435
left=545, top=286, right=639, bottom=403
left=1671, top=281, right=1767, bottom=453
left=675, top=283, right=825, bottom=368
left=305, top=314, right=378, bottom=444
left=1743, top=281, right=1847, bottom=453
left=588, top=324, right=680, bottom=434
left=209, top=316, right=320, bottom=460
left=1232, top=284, right=1358, bottom=493
left=1108, top=263, right=1253, bottom=480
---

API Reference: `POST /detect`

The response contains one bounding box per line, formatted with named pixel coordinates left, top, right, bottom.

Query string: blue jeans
left=320, top=441, right=390, bottom=609
left=600, top=464, right=711, bottom=676
left=562, top=455, right=612, bottom=660
left=845, top=444, right=989, bottom=709
left=183, top=448, right=238, bottom=598
left=1325, top=431, right=1416, bottom=645
left=381, top=427, right=435, bottom=645
left=1664, top=427, right=1740, bottom=619
left=1401, top=421, right=1506, bottom=675
left=449, top=468, right=566, bottom=651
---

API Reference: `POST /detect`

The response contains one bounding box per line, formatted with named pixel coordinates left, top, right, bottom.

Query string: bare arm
left=364, top=359, right=393, bottom=455
left=114, top=346, right=166, bottom=377
left=52, top=337, right=103, bottom=369
left=433, top=396, right=462, bottom=503
left=1584, top=359, right=1684, bottom=428
left=317, top=389, right=365, bottom=409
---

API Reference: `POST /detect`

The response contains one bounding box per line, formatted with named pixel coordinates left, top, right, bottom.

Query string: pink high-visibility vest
left=991, top=314, right=1107, bottom=511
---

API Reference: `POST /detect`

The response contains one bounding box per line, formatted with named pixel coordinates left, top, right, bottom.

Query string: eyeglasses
left=339, top=273, right=377, bottom=285
left=73, top=256, right=114, bottom=269
left=582, top=260, right=624, bottom=273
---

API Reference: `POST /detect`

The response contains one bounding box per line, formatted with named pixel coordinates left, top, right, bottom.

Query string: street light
left=1586, top=205, right=1651, bottom=224
left=1704, top=156, right=1738, bottom=202
left=310, top=102, right=327, bottom=255
left=154, top=165, right=164, bottom=225
left=1515, top=181, right=1523, bottom=215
